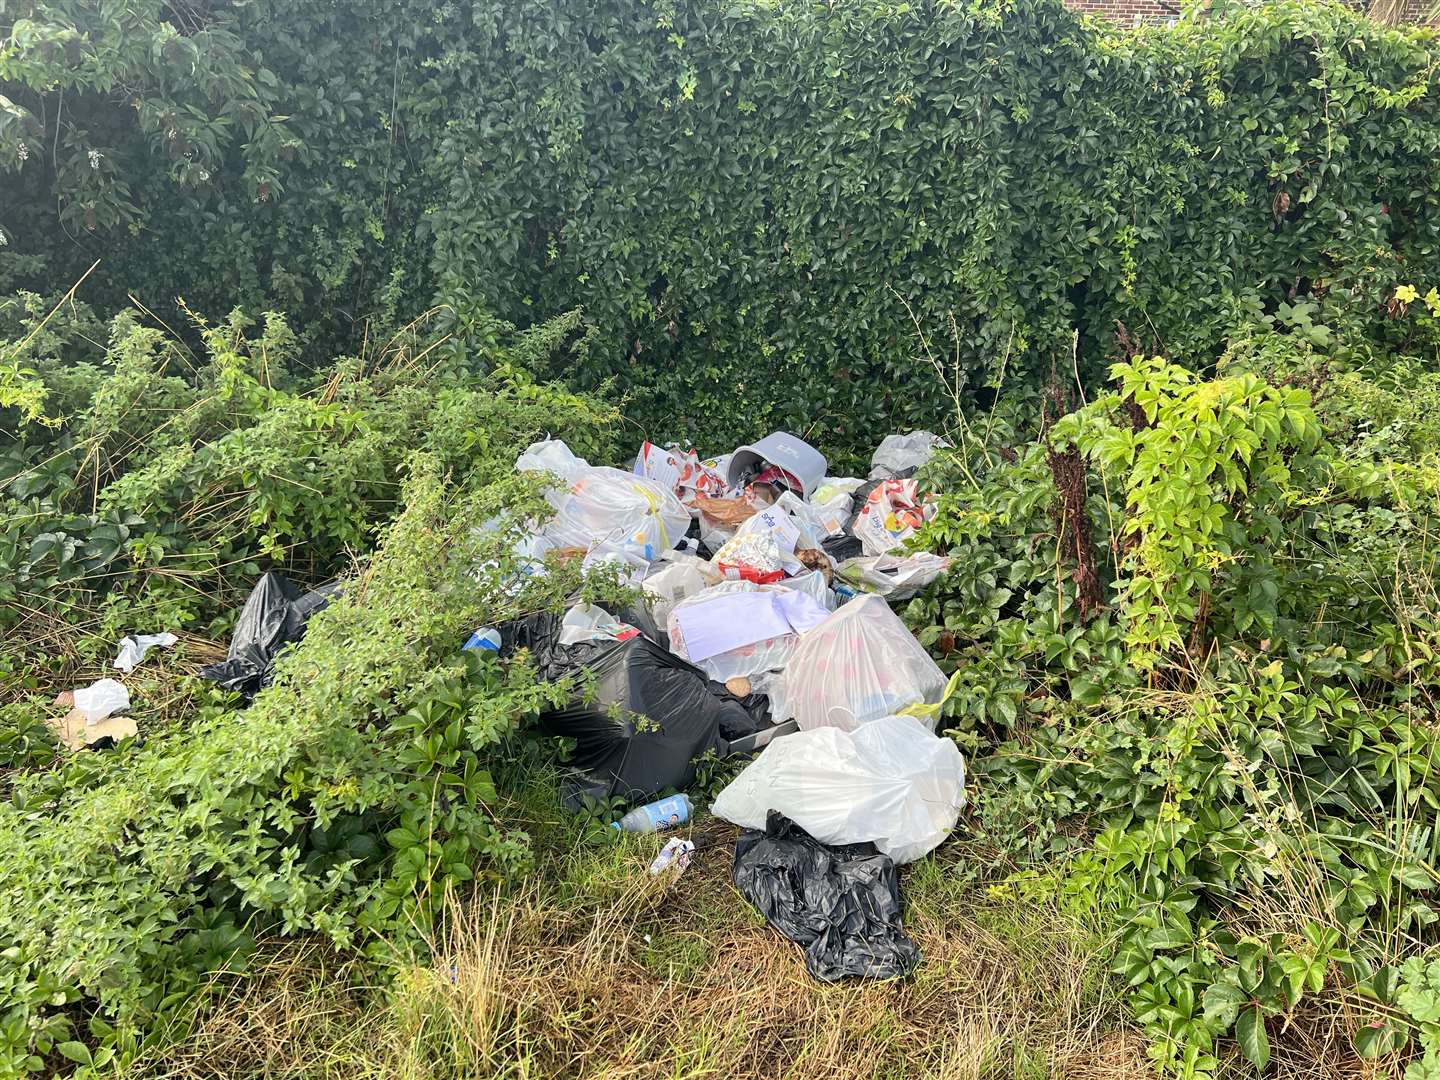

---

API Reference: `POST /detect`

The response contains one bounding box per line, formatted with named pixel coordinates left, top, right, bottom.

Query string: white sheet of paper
left=674, top=592, right=794, bottom=662
left=773, top=588, right=831, bottom=633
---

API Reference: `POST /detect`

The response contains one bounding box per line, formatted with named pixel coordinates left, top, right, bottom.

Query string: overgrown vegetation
left=4, top=0, right=1440, bottom=451
left=0, top=300, right=634, bottom=1075
left=906, top=292, right=1440, bottom=1076
left=6, top=0, right=1440, bottom=1077
left=115, top=801, right=1142, bottom=1080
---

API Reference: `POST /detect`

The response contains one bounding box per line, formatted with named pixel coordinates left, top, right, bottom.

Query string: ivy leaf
left=1069, top=676, right=1104, bottom=707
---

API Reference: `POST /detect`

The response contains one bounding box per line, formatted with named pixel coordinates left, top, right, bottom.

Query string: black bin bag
left=733, top=811, right=920, bottom=982
left=504, top=609, right=766, bottom=802
left=199, top=572, right=339, bottom=699
left=539, top=635, right=762, bottom=801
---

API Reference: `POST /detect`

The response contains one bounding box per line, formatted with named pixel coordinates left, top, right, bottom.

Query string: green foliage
left=909, top=314, right=1440, bottom=1075
left=0, top=301, right=626, bottom=1076
left=0, top=295, right=612, bottom=644
left=5, top=0, right=1440, bottom=451
left=1060, top=355, right=1322, bottom=663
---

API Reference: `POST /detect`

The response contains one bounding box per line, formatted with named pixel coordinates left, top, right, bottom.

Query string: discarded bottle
left=463, top=627, right=502, bottom=652
left=612, top=793, right=692, bottom=833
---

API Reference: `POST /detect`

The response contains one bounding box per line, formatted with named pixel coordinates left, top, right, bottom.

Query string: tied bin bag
left=733, top=812, right=920, bottom=982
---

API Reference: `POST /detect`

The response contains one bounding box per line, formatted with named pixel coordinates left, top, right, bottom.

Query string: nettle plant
left=911, top=347, right=1440, bottom=1076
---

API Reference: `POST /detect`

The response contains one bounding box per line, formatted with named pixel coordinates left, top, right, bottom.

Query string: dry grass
left=130, top=823, right=1145, bottom=1080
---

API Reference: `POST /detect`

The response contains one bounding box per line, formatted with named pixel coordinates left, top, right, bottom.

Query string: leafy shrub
left=0, top=296, right=613, bottom=643
left=0, top=301, right=628, bottom=1075
left=910, top=311, right=1440, bottom=1075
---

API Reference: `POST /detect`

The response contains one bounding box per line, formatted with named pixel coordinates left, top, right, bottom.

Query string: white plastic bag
left=810, top=477, right=865, bottom=535
left=777, top=568, right=836, bottom=611
left=72, top=678, right=131, bottom=724
left=711, top=713, right=965, bottom=864
left=748, top=669, right=791, bottom=722
left=112, top=632, right=178, bottom=673
left=783, top=594, right=947, bottom=732
left=729, top=492, right=828, bottom=557
left=545, top=466, right=690, bottom=564
left=516, top=438, right=590, bottom=484
left=869, top=431, right=950, bottom=480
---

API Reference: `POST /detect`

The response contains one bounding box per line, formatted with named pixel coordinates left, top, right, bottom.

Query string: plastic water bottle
left=612, top=794, right=692, bottom=833
left=463, top=627, right=502, bottom=652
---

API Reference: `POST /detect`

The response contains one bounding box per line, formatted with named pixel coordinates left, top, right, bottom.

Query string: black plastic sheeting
left=199, top=572, right=339, bottom=699
left=503, top=609, right=768, bottom=803
left=733, top=811, right=920, bottom=982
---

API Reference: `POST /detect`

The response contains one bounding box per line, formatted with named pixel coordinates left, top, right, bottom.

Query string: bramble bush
left=0, top=299, right=630, bottom=1076
left=4, top=0, right=1440, bottom=452
left=0, top=292, right=611, bottom=640
left=907, top=294, right=1440, bottom=1075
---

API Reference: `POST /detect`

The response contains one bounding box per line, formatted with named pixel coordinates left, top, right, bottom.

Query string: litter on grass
left=50, top=679, right=137, bottom=750
left=199, top=572, right=338, bottom=699
left=649, top=836, right=696, bottom=875
left=73, top=678, right=130, bottom=723
left=504, top=428, right=965, bottom=980
left=112, top=632, right=178, bottom=673
left=733, top=811, right=920, bottom=981
left=711, top=713, right=966, bottom=864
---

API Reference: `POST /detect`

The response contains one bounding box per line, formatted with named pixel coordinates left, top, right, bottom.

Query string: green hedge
left=4, top=0, right=1440, bottom=451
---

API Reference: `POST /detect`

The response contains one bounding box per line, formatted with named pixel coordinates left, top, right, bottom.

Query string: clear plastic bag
left=73, top=678, right=131, bottom=723
left=545, top=466, right=690, bottom=564
left=810, top=477, right=865, bottom=535
left=852, top=479, right=937, bottom=556
left=777, top=568, right=835, bottom=611
left=711, top=713, right=966, bottom=864
left=642, top=555, right=719, bottom=629
left=869, top=431, right=949, bottom=480
left=516, top=438, right=590, bottom=483
left=557, top=603, right=638, bottom=646
left=783, top=594, right=947, bottom=731
left=838, top=553, right=952, bottom=600
left=516, top=441, right=688, bottom=565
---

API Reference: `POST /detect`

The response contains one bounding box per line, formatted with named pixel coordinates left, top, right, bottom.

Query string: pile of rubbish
left=150, top=427, right=964, bottom=981
left=484, top=428, right=967, bottom=980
